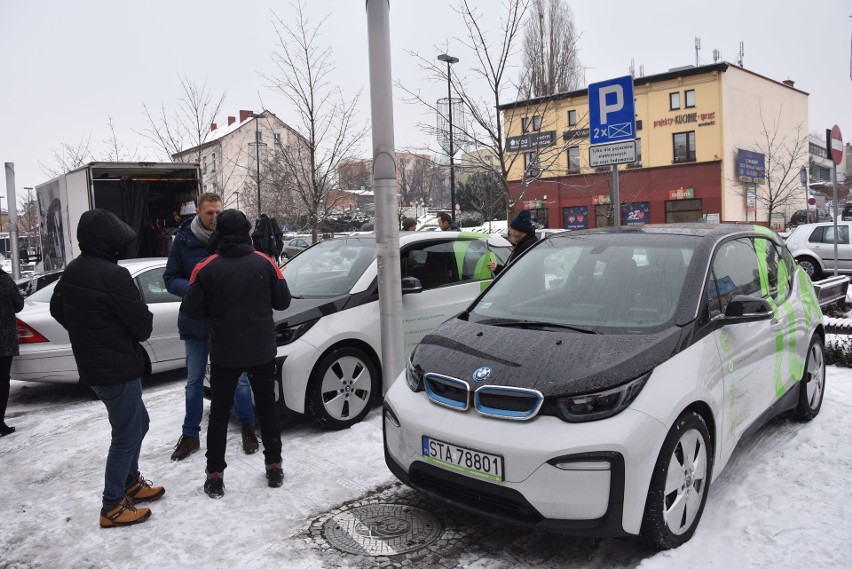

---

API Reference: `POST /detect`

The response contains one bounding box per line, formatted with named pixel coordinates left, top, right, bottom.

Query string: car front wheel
left=794, top=335, right=825, bottom=421
left=642, top=411, right=713, bottom=550
left=795, top=256, right=822, bottom=281
left=307, top=346, right=378, bottom=430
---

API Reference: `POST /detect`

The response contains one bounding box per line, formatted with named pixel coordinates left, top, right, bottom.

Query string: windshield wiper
left=482, top=319, right=598, bottom=334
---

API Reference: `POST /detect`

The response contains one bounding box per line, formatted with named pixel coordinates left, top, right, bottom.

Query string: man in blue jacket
left=164, top=193, right=258, bottom=461
left=51, top=209, right=164, bottom=527
left=183, top=209, right=291, bottom=497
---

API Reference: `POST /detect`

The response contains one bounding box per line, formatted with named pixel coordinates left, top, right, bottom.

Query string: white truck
left=35, top=162, right=201, bottom=270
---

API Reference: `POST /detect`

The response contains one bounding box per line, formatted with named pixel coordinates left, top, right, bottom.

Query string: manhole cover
left=323, top=503, right=442, bottom=556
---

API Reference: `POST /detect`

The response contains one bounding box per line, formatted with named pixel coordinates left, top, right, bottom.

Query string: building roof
left=173, top=110, right=303, bottom=158
left=497, top=62, right=808, bottom=111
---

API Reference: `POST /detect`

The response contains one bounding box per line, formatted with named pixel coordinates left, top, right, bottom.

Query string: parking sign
left=588, top=76, right=636, bottom=146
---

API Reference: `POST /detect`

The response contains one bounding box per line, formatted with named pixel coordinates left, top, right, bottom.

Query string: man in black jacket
left=487, top=209, right=538, bottom=275
left=183, top=209, right=291, bottom=498
left=50, top=209, right=164, bottom=528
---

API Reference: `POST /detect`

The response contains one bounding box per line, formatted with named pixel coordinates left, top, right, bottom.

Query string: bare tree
left=102, top=116, right=139, bottom=162
left=739, top=111, right=808, bottom=222
left=263, top=2, right=369, bottom=243
left=139, top=76, right=226, bottom=165
left=400, top=0, right=584, bottom=221
left=520, top=0, right=583, bottom=98
left=17, top=187, right=40, bottom=259
left=38, top=134, right=94, bottom=178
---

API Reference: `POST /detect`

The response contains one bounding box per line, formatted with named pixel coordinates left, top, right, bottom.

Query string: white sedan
left=12, top=258, right=186, bottom=384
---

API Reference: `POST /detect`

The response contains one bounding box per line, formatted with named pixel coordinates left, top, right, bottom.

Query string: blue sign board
left=736, top=149, right=765, bottom=185
left=621, top=202, right=650, bottom=225
left=281, top=224, right=289, bottom=233
left=588, top=76, right=636, bottom=146
left=563, top=206, right=589, bottom=230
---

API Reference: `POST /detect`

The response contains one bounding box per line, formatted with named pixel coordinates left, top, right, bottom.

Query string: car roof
left=320, top=231, right=512, bottom=247
left=548, top=223, right=779, bottom=242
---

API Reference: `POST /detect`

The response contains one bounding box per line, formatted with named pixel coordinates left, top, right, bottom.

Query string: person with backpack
left=252, top=214, right=284, bottom=263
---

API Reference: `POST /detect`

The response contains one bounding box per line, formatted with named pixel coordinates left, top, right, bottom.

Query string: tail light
left=17, top=319, right=48, bottom=344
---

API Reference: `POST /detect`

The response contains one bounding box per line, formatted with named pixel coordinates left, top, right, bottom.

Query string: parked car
left=384, top=224, right=825, bottom=550
left=785, top=220, right=852, bottom=280
left=271, top=231, right=512, bottom=429
left=841, top=203, right=852, bottom=221
left=15, top=270, right=63, bottom=298
left=788, top=208, right=833, bottom=228
left=282, top=237, right=311, bottom=259
left=12, top=258, right=185, bottom=384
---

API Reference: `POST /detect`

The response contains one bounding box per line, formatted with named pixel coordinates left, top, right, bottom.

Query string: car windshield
left=281, top=238, right=376, bottom=298
left=470, top=233, right=698, bottom=332
left=29, top=280, right=58, bottom=303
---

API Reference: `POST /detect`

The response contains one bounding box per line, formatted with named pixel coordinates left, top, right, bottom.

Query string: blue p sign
left=588, top=76, right=636, bottom=145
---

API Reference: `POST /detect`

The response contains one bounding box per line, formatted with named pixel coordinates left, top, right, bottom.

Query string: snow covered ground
left=1, top=366, right=851, bottom=569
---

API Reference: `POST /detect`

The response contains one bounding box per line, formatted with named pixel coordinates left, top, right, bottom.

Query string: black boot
left=0, top=423, right=15, bottom=436
left=204, top=470, right=225, bottom=498
left=265, top=463, right=283, bottom=488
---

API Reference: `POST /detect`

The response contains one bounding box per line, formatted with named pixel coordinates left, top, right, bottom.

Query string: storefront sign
left=669, top=187, right=695, bottom=200
left=653, top=111, right=716, bottom=129
left=563, top=206, right=589, bottom=230
left=593, top=195, right=611, bottom=205
left=506, top=130, right=557, bottom=152
left=737, top=149, right=766, bottom=184
left=563, top=128, right=590, bottom=140
left=621, top=202, right=650, bottom=225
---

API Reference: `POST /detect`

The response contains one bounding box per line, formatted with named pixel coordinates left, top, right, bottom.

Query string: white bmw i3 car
left=383, top=224, right=826, bottom=549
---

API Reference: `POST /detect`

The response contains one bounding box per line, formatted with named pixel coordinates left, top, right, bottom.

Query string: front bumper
left=382, top=378, right=667, bottom=536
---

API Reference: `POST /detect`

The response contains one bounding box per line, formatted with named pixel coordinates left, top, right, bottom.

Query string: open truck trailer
left=35, top=162, right=200, bottom=271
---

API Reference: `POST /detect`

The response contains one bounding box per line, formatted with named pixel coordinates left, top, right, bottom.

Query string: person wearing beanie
left=183, top=209, right=291, bottom=498
left=487, top=209, right=538, bottom=275
left=401, top=218, right=417, bottom=231
left=163, top=193, right=260, bottom=461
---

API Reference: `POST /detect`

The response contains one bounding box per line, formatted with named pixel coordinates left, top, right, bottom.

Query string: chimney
left=239, top=109, right=253, bottom=122
left=782, top=79, right=795, bottom=88
left=227, top=116, right=236, bottom=126
left=210, top=122, right=217, bottom=132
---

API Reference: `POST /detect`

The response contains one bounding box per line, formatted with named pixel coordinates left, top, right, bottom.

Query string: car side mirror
left=723, top=295, right=774, bottom=322
left=401, top=276, right=423, bottom=294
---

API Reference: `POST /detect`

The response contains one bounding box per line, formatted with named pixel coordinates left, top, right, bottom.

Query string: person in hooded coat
left=182, top=209, right=291, bottom=498
left=487, top=209, right=538, bottom=275
left=50, top=209, right=164, bottom=528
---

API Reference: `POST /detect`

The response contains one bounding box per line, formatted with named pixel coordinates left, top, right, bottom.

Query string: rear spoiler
left=812, top=275, right=849, bottom=307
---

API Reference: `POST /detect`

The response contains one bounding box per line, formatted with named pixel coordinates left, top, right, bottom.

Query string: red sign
left=831, top=125, right=843, bottom=165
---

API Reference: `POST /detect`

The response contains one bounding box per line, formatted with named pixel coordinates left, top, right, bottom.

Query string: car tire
left=641, top=411, right=713, bottom=550
left=795, top=256, right=821, bottom=281
left=307, top=346, right=378, bottom=430
left=793, top=335, right=825, bottom=422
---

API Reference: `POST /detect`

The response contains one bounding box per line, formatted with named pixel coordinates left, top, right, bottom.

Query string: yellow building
left=500, top=62, right=808, bottom=229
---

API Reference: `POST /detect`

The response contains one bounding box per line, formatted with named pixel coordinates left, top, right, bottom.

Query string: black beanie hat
left=207, top=209, right=251, bottom=253
left=510, top=209, right=533, bottom=233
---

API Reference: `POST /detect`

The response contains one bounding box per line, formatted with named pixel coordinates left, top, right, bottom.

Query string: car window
left=823, top=225, right=849, bottom=244
left=136, top=267, right=180, bottom=304
left=282, top=238, right=376, bottom=298
left=402, top=241, right=458, bottom=290
left=28, top=280, right=58, bottom=303
left=709, top=238, right=762, bottom=315
left=808, top=227, right=825, bottom=243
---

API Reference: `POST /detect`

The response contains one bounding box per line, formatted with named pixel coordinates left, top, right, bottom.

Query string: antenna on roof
left=695, top=37, right=702, bottom=66
left=639, top=64, right=645, bottom=77
left=737, top=41, right=745, bottom=67
left=713, top=49, right=721, bottom=63
left=629, top=58, right=635, bottom=77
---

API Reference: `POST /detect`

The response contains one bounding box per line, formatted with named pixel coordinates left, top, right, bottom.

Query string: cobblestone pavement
left=293, top=482, right=652, bottom=569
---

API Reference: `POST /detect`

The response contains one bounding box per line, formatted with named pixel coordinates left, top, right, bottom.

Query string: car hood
left=412, top=318, right=685, bottom=396
left=272, top=294, right=352, bottom=327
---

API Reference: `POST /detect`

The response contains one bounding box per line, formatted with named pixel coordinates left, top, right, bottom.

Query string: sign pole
left=827, top=125, right=843, bottom=276
left=612, top=164, right=621, bottom=227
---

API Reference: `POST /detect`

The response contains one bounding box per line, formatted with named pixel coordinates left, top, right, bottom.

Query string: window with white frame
left=567, top=146, right=580, bottom=172
left=669, top=92, right=681, bottom=110
left=685, top=89, right=696, bottom=108
left=567, top=109, right=577, bottom=126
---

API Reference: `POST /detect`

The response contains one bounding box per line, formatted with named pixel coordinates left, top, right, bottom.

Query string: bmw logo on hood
left=472, top=366, right=493, bottom=382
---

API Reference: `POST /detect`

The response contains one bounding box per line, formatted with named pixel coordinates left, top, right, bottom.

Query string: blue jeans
left=91, top=379, right=148, bottom=511
left=183, top=338, right=254, bottom=436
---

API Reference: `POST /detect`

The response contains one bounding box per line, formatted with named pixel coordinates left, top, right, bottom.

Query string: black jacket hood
left=77, top=209, right=136, bottom=262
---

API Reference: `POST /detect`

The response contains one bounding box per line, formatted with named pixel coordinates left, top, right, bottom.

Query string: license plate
left=422, top=436, right=504, bottom=482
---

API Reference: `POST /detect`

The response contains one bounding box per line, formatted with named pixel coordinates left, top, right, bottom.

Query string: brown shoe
left=241, top=424, right=259, bottom=455
left=170, top=435, right=200, bottom=461
left=100, top=497, right=151, bottom=528
left=125, top=475, right=165, bottom=504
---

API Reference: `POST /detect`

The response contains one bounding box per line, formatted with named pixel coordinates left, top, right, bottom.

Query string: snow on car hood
left=412, top=317, right=685, bottom=396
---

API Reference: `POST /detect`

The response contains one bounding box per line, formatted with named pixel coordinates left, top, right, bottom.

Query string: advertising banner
left=737, top=149, right=766, bottom=184
left=621, top=202, right=650, bottom=225
left=562, top=206, right=589, bottom=230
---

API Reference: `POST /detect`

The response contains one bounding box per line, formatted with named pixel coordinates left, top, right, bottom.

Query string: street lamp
left=438, top=53, right=459, bottom=223
left=249, top=112, right=267, bottom=215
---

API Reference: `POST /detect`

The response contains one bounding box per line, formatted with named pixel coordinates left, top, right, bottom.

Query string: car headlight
left=405, top=356, right=424, bottom=392
left=547, top=373, right=650, bottom=423
left=275, top=318, right=318, bottom=346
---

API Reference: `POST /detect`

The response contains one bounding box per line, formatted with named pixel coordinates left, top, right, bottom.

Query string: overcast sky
left=1, top=0, right=850, bottom=206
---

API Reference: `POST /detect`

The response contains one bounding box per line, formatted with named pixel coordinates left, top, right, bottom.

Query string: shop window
left=670, top=92, right=681, bottom=110
left=685, top=89, right=696, bottom=108
left=595, top=204, right=613, bottom=228
left=567, top=109, right=577, bottom=126
left=673, top=131, right=696, bottom=163
left=665, top=198, right=703, bottom=223
left=567, top=146, right=580, bottom=173
left=530, top=208, right=549, bottom=228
